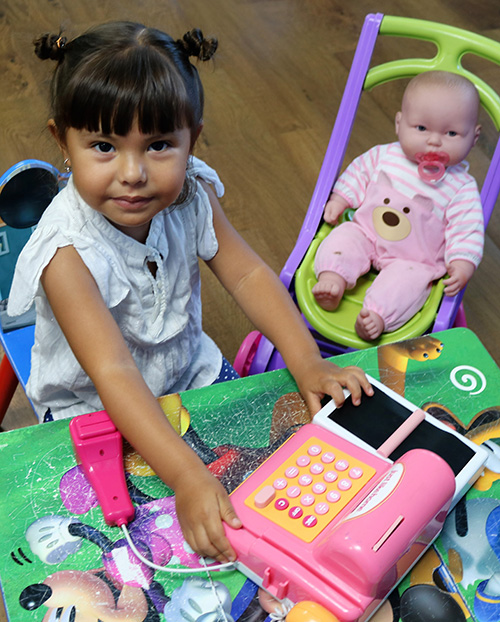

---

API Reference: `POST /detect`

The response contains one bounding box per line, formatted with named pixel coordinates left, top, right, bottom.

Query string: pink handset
left=69, top=410, right=135, bottom=527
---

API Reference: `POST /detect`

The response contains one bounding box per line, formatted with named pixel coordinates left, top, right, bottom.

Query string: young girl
left=8, top=22, right=371, bottom=563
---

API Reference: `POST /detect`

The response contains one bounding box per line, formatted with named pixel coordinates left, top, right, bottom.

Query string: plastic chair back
left=0, top=160, right=61, bottom=423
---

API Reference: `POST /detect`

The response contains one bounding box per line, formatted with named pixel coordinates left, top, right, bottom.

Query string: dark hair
left=33, top=22, right=217, bottom=145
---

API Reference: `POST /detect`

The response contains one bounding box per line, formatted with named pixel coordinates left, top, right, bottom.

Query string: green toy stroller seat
left=294, top=215, right=445, bottom=350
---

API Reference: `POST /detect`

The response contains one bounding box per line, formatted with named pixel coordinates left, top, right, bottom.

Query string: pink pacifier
left=415, top=151, right=450, bottom=183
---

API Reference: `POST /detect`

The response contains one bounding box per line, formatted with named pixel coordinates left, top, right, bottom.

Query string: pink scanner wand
left=69, top=411, right=135, bottom=527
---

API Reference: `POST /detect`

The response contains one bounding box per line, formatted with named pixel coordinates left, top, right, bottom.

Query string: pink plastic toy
left=225, top=423, right=455, bottom=621
left=69, top=410, right=135, bottom=527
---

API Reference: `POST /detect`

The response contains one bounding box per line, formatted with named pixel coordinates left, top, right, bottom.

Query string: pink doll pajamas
left=315, top=173, right=447, bottom=331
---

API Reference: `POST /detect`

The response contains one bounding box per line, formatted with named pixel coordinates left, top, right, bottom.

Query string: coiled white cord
left=121, top=523, right=235, bottom=620
left=120, top=523, right=236, bottom=574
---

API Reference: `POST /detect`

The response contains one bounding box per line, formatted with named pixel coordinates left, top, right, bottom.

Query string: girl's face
left=56, top=120, right=192, bottom=242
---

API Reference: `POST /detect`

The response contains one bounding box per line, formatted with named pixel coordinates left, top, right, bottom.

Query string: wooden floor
left=1, top=0, right=500, bottom=619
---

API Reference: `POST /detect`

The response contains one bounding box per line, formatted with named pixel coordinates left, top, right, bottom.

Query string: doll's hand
left=174, top=467, right=241, bottom=563
left=324, top=193, right=350, bottom=225
left=443, top=259, right=475, bottom=297
left=294, top=356, right=373, bottom=415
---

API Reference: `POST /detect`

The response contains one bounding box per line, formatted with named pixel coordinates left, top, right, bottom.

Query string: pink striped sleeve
left=333, top=145, right=382, bottom=207
left=444, top=181, right=484, bottom=267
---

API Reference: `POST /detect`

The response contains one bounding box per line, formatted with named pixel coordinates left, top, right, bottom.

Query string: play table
left=0, top=327, right=498, bottom=622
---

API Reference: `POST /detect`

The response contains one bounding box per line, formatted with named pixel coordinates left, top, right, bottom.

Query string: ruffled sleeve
left=7, top=182, right=133, bottom=317
left=7, top=223, right=71, bottom=316
left=166, top=156, right=223, bottom=263
left=190, top=156, right=225, bottom=197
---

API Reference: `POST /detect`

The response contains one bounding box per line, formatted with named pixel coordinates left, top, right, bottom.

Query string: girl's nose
left=118, top=154, right=147, bottom=185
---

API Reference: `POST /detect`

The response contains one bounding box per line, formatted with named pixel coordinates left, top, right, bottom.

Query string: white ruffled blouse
left=8, top=157, right=224, bottom=420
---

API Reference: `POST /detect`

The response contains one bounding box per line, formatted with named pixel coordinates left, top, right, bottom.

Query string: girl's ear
left=48, top=119, right=67, bottom=153
left=190, top=122, right=204, bottom=150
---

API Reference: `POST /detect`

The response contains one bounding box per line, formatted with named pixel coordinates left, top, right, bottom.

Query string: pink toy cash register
left=224, top=375, right=487, bottom=622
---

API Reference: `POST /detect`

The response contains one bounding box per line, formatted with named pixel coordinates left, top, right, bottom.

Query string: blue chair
left=0, top=160, right=61, bottom=424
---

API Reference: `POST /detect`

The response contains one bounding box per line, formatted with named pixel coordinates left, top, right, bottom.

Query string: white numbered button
left=338, top=479, right=352, bottom=491
left=310, top=463, right=324, bottom=475
left=299, top=474, right=313, bottom=486
left=349, top=467, right=364, bottom=479
left=327, top=491, right=341, bottom=503
left=312, top=482, right=327, bottom=495
left=324, top=471, right=338, bottom=483
left=308, top=445, right=322, bottom=457
left=335, top=459, right=349, bottom=471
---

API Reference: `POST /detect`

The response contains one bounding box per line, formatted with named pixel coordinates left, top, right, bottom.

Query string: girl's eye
left=93, top=142, right=114, bottom=153
left=149, top=141, right=170, bottom=152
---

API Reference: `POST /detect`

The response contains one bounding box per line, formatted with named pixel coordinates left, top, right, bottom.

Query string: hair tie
left=179, top=29, right=217, bottom=62
left=33, top=32, right=67, bottom=61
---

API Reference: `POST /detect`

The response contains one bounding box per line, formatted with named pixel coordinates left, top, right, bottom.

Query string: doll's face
left=395, top=83, right=481, bottom=167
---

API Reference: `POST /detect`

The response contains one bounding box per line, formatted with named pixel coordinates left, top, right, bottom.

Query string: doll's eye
left=416, top=125, right=426, bottom=132
left=447, top=130, right=458, bottom=137
left=403, top=207, right=410, bottom=213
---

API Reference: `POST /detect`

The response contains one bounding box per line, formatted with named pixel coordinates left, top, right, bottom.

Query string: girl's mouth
left=113, top=196, right=151, bottom=210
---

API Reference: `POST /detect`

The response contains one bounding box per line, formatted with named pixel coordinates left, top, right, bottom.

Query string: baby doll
left=312, top=70, right=483, bottom=340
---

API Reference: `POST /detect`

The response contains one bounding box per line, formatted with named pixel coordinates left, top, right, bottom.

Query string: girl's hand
left=294, top=356, right=373, bottom=415
left=174, top=467, right=242, bottom=563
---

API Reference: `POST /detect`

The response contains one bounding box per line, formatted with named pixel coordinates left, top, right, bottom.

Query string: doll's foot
left=355, top=308, right=384, bottom=341
left=312, top=273, right=346, bottom=311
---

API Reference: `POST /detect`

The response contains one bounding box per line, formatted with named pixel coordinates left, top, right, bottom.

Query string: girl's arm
left=203, top=182, right=373, bottom=413
left=41, top=245, right=241, bottom=562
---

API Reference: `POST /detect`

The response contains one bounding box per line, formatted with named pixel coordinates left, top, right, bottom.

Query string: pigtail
left=33, top=32, right=67, bottom=62
left=179, top=28, right=217, bottom=62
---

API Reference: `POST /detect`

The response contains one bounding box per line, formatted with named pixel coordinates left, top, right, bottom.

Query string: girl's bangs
left=64, top=51, right=194, bottom=136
